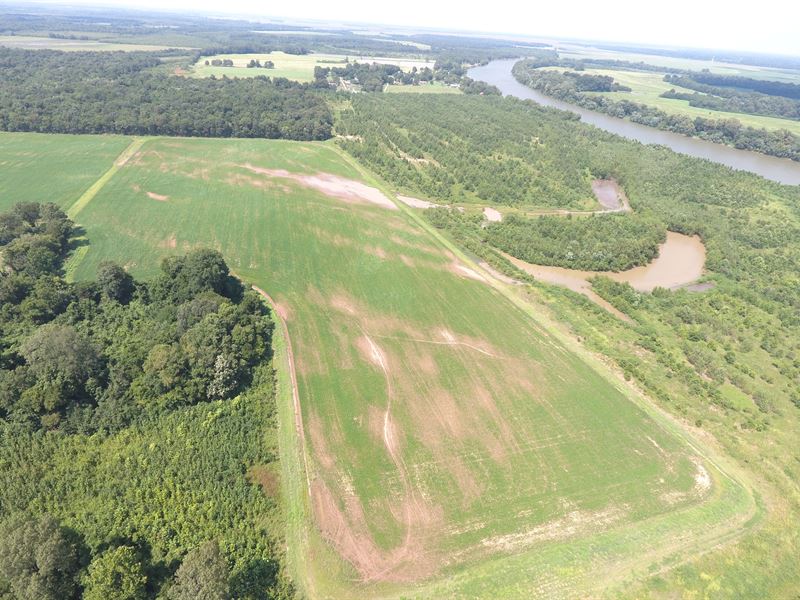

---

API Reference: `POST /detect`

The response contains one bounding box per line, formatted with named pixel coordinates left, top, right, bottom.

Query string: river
left=468, top=59, right=800, bottom=186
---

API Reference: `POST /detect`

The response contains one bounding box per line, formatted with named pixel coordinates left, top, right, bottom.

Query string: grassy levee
left=30, top=134, right=754, bottom=598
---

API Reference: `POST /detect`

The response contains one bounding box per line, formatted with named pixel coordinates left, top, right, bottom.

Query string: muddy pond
left=502, top=232, right=707, bottom=319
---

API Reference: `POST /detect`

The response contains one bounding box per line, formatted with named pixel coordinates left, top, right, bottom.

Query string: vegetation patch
left=485, top=212, right=666, bottom=271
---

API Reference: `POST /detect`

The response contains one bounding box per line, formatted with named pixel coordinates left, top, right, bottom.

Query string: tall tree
left=168, top=541, right=230, bottom=600
left=97, top=261, right=135, bottom=304
left=82, top=546, right=147, bottom=600
left=0, top=515, right=81, bottom=600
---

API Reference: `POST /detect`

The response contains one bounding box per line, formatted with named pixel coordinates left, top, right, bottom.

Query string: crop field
left=0, top=35, right=184, bottom=51
left=2, top=133, right=754, bottom=597
left=0, top=132, right=132, bottom=211
left=190, top=51, right=434, bottom=81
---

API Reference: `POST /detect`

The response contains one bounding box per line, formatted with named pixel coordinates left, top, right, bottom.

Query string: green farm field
left=0, top=131, right=754, bottom=597
left=190, top=51, right=434, bottom=82
left=0, top=132, right=132, bottom=210
left=545, top=66, right=800, bottom=135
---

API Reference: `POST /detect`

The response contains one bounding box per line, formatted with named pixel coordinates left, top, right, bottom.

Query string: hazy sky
left=64, top=0, right=800, bottom=56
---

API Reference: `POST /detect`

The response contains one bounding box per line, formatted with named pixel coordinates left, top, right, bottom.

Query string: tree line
left=0, top=48, right=333, bottom=140
left=675, top=71, right=800, bottom=100
left=662, top=74, right=800, bottom=120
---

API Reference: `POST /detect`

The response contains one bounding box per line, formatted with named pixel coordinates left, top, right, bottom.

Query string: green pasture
left=190, top=51, right=434, bottom=82
left=0, top=133, right=743, bottom=597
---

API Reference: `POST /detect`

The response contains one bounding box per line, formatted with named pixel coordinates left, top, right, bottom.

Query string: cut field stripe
left=66, top=137, right=147, bottom=220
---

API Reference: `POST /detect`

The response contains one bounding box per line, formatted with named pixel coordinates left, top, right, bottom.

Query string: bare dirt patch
left=365, top=245, right=388, bottom=259
left=310, top=476, right=440, bottom=582
left=246, top=464, right=280, bottom=498
left=397, top=195, right=442, bottom=209
left=480, top=505, right=628, bottom=553
left=239, top=164, right=398, bottom=210
left=693, top=459, right=712, bottom=495
left=225, top=172, right=291, bottom=191
left=591, top=179, right=631, bottom=212
left=399, top=254, right=416, bottom=268
left=450, top=261, right=487, bottom=283
left=357, top=335, right=390, bottom=375
left=330, top=292, right=358, bottom=316
left=272, top=300, right=293, bottom=322
left=477, top=260, right=519, bottom=285
left=483, top=207, right=503, bottom=222
left=146, top=191, right=169, bottom=202
left=158, top=235, right=177, bottom=249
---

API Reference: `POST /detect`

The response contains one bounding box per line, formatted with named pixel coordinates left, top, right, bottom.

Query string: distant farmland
left=1, top=132, right=754, bottom=598
left=0, top=35, right=186, bottom=52
left=190, top=51, right=434, bottom=81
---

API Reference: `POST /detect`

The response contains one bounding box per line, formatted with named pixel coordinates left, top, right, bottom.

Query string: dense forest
left=0, top=48, right=333, bottom=139
left=336, top=93, right=595, bottom=207
left=553, top=70, right=632, bottom=92
left=513, top=59, right=800, bottom=161
left=426, top=206, right=665, bottom=271
left=337, top=90, right=800, bottom=323
left=0, top=203, right=289, bottom=598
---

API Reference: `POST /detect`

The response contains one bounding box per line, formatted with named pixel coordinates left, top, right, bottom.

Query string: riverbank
left=468, top=59, right=800, bottom=186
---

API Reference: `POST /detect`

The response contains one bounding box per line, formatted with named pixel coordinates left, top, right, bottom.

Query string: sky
left=54, top=0, right=800, bottom=56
